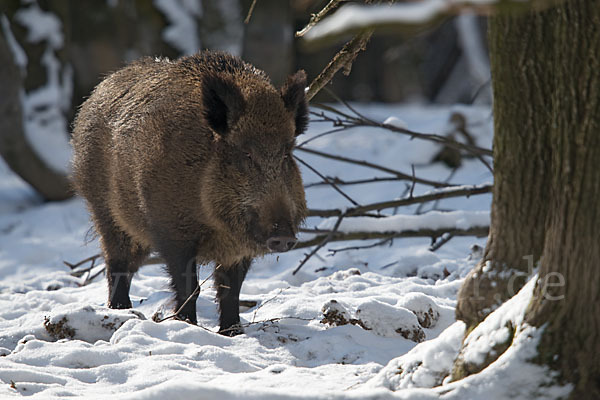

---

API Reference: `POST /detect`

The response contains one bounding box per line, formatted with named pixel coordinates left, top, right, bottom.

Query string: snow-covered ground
left=0, top=104, right=569, bottom=398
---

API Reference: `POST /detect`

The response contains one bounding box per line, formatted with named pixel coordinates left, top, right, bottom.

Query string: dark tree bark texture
left=455, top=4, right=553, bottom=328
left=524, top=1, right=600, bottom=397
left=456, top=0, right=600, bottom=396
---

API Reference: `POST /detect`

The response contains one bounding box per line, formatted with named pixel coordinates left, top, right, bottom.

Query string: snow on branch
left=293, top=210, right=489, bottom=274
left=296, top=224, right=489, bottom=250
left=296, top=0, right=345, bottom=38
left=317, top=210, right=489, bottom=234
left=302, top=0, right=559, bottom=47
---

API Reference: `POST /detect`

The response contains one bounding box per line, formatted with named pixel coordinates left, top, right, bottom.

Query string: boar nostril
left=267, top=236, right=297, bottom=252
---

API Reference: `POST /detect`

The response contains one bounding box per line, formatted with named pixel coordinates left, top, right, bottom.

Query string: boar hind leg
left=156, top=240, right=199, bottom=324
left=93, top=214, right=148, bottom=309
left=215, top=258, right=251, bottom=336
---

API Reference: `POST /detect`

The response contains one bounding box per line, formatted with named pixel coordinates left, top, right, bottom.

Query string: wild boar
left=71, top=51, right=308, bottom=336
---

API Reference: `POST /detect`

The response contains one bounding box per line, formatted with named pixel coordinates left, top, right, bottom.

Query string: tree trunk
left=455, top=0, right=600, bottom=395
left=455, top=7, right=553, bottom=328
left=524, top=1, right=600, bottom=397
left=242, top=0, right=293, bottom=86
left=0, top=27, right=72, bottom=202
left=199, top=0, right=243, bottom=55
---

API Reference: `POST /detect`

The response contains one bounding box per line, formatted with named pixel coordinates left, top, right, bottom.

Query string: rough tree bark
left=455, top=5, right=553, bottom=328
left=0, top=28, right=72, bottom=201
left=455, top=0, right=600, bottom=396
left=524, top=1, right=600, bottom=397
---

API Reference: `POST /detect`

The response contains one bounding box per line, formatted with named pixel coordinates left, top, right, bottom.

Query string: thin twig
left=328, top=237, right=393, bottom=256
left=296, top=0, right=345, bottom=38
left=306, top=30, right=374, bottom=101
left=304, top=176, right=407, bottom=188
left=68, top=254, right=166, bottom=278
left=80, top=256, right=96, bottom=283
left=306, top=183, right=492, bottom=218
left=378, top=119, right=492, bottom=158
left=244, top=0, right=258, bottom=24
left=296, top=147, right=454, bottom=188
left=394, top=184, right=412, bottom=215
left=293, top=215, right=344, bottom=275
left=322, top=87, right=372, bottom=122
left=429, top=233, right=455, bottom=252
left=420, top=168, right=458, bottom=215
left=155, top=264, right=222, bottom=323
left=81, top=259, right=106, bottom=286
left=300, top=227, right=339, bottom=235
left=409, top=164, right=416, bottom=198
left=217, top=316, right=316, bottom=335
left=64, top=254, right=102, bottom=270
left=294, top=155, right=360, bottom=206
left=251, top=287, right=289, bottom=323
left=311, top=105, right=359, bottom=122
left=310, top=106, right=493, bottom=159
left=296, top=126, right=347, bottom=148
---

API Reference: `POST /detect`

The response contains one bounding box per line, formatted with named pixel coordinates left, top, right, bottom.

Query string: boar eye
left=245, top=152, right=253, bottom=161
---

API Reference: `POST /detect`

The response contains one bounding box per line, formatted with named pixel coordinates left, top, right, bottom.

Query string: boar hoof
left=173, top=314, right=197, bottom=325
left=107, top=300, right=132, bottom=309
left=219, top=323, right=244, bottom=337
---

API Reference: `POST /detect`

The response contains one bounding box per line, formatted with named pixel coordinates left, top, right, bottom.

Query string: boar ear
left=281, top=70, right=308, bottom=136
left=202, top=73, right=246, bottom=136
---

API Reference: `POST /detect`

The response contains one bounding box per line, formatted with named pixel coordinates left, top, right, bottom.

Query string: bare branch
left=296, top=0, right=345, bottom=38
left=296, top=225, right=489, bottom=250
left=296, top=147, right=457, bottom=188
left=244, top=0, right=258, bottom=24
left=328, top=237, right=393, bottom=256
left=307, top=183, right=492, bottom=217
left=296, top=126, right=348, bottom=148
left=82, top=261, right=105, bottom=286
left=416, top=168, right=458, bottom=215
left=64, top=254, right=103, bottom=271
left=305, top=175, right=407, bottom=188
left=429, top=232, right=455, bottom=252
left=155, top=264, right=221, bottom=323
left=409, top=164, right=416, bottom=198
left=306, top=29, right=374, bottom=102
left=302, top=0, right=563, bottom=48
left=311, top=108, right=493, bottom=158
left=251, top=287, right=288, bottom=323
left=218, top=316, right=316, bottom=335
left=310, top=104, right=358, bottom=122
left=294, top=155, right=360, bottom=207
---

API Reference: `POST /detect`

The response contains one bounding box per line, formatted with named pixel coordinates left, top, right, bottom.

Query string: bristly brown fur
left=70, top=51, right=308, bottom=335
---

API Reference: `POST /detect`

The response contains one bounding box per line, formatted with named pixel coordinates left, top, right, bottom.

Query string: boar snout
left=267, top=235, right=297, bottom=252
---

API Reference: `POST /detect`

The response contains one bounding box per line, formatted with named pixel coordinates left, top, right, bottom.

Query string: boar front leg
left=156, top=239, right=199, bottom=324
left=215, top=258, right=251, bottom=336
